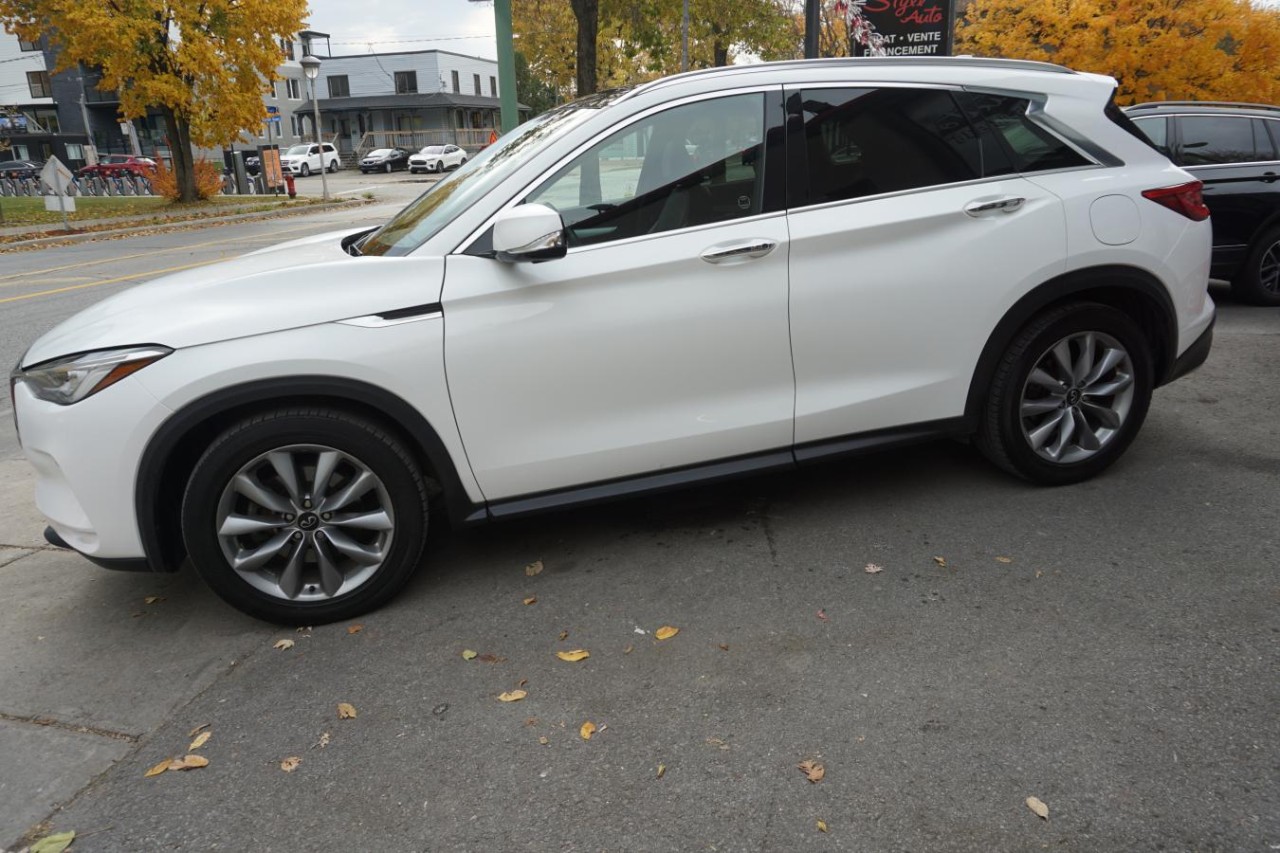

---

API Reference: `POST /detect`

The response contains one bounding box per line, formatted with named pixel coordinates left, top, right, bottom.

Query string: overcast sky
left=304, top=0, right=500, bottom=60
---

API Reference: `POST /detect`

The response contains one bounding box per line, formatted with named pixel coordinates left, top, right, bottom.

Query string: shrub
left=150, top=158, right=224, bottom=201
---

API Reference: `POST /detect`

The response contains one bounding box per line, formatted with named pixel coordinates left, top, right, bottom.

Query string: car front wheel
left=181, top=408, right=429, bottom=624
left=300, top=163, right=311, bottom=177
left=436, top=161, right=444, bottom=172
left=1232, top=223, right=1280, bottom=306
left=975, top=302, right=1153, bottom=485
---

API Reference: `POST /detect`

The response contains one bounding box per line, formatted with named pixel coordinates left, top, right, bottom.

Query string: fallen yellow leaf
left=188, top=731, right=211, bottom=751
left=525, top=560, right=544, bottom=576
left=718, top=643, right=730, bottom=651
left=273, top=639, right=295, bottom=651
left=654, top=626, right=679, bottom=640
left=538, top=736, right=549, bottom=745
left=144, top=595, right=164, bottom=605
left=996, top=556, right=1013, bottom=564
left=280, top=756, right=302, bottom=773
left=187, top=723, right=210, bottom=737
left=29, top=830, right=76, bottom=853
left=347, top=624, right=363, bottom=635
left=817, top=819, right=828, bottom=833
left=461, top=649, right=478, bottom=660
left=864, top=563, right=884, bottom=574
left=498, top=690, right=528, bottom=702
left=556, top=649, right=590, bottom=662
left=316, top=732, right=330, bottom=749
left=623, top=645, right=633, bottom=654
left=933, top=556, right=947, bottom=567
left=580, top=721, right=597, bottom=740
left=1035, top=569, right=1044, bottom=578
left=174, top=754, right=208, bottom=770
left=337, top=702, right=358, bottom=719
left=523, top=596, right=537, bottom=605
left=657, top=763, right=666, bottom=778
left=797, top=759, right=825, bottom=783
left=144, top=758, right=171, bottom=778
left=558, top=630, right=569, bottom=641
left=1026, top=796, right=1049, bottom=819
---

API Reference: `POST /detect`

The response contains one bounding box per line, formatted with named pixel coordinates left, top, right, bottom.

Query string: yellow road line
left=0, top=221, right=330, bottom=284
left=0, top=259, right=221, bottom=305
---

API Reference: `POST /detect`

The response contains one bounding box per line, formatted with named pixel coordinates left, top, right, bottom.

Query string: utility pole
left=804, top=0, right=821, bottom=59
left=681, top=0, right=689, bottom=72
left=493, top=0, right=518, bottom=133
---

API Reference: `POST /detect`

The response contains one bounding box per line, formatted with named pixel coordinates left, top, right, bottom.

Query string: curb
left=0, top=198, right=373, bottom=251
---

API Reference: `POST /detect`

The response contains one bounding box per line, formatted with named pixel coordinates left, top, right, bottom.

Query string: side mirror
left=492, top=203, right=567, bottom=263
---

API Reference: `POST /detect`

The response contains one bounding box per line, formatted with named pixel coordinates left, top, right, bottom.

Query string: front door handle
left=700, top=239, right=777, bottom=264
left=964, top=196, right=1026, bottom=216
left=1263, top=171, right=1278, bottom=184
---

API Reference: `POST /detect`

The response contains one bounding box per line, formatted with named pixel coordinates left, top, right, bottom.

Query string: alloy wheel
left=1260, top=237, right=1280, bottom=295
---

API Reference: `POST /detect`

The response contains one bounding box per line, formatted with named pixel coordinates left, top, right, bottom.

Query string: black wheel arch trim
left=964, top=265, right=1180, bottom=425
left=134, top=376, right=478, bottom=572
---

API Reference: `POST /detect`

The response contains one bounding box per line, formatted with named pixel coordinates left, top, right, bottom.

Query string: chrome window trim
left=453, top=85, right=783, bottom=255
left=554, top=210, right=789, bottom=258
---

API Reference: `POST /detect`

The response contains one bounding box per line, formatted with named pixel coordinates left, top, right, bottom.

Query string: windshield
left=368, top=149, right=394, bottom=157
left=285, top=145, right=310, bottom=156
left=360, top=89, right=633, bottom=257
left=419, top=146, right=444, bottom=154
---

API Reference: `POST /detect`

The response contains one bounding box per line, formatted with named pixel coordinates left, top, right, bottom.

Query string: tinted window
left=1178, top=116, right=1267, bottom=165
left=793, top=88, right=987, bottom=205
left=961, top=94, right=1089, bottom=172
left=1130, top=116, right=1169, bottom=155
left=526, top=93, right=766, bottom=247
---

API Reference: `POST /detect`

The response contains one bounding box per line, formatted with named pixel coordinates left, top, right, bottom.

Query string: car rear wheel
left=300, top=163, right=311, bottom=177
left=975, top=302, right=1153, bottom=485
left=181, top=408, right=429, bottom=624
left=1231, top=224, right=1280, bottom=306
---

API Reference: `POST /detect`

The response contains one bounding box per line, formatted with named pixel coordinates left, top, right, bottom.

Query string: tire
left=459, top=157, right=466, bottom=167
left=181, top=408, right=430, bottom=624
left=385, top=162, right=392, bottom=173
left=974, top=302, right=1154, bottom=485
left=300, top=163, right=311, bottom=177
left=326, top=159, right=336, bottom=173
left=1230, top=223, right=1280, bottom=306
left=436, top=161, right=444, bottom=172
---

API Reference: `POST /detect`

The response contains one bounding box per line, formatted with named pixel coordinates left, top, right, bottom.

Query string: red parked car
left=77, top=155, right=158, bottom=179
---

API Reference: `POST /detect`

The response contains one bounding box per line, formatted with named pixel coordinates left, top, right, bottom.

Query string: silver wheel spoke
left=220, top=514, right=289, bottom=536
left=323, top=528, right=384, bottom=566
left=1047, top=408, right=1078, bottom=461
left=1027, top=368, right=1064, bottom=391
left=1084, top=373, right=1133, bottom=397
left=1021, top=398, right=1062, bottom=417
left=1028, top=410, right=1066, bottom=450
left=278, top=538, right=308, bottom=599
left=267, top=452, right=302, bottom=504
left=328, top=510, right=394, bottom=531
left=1075, top=412, right=1102, bottom=451
left=1080, top=401, right=1121, bottom=429
left=312, top=451, right=340, bottom=503
left=232, top=474, right=293, bottom=515
left=320, top=470, right=376, bottom=513
left=1082, top=347, right=1125, bottom=387
left=232, top=530, right=293, bottom=572
left=314, top=536, right=345, bottom=596
left=1051, top=341, right=1074, bottom=379
left=1072, top=332, right=1095, bottom=383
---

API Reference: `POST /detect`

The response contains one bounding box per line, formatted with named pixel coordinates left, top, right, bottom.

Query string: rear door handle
left=700, top=239, right=777, bottom=264
left=1263, top=172, right=1278, bottom=184
left=964, top=196, right=1026, bottom=216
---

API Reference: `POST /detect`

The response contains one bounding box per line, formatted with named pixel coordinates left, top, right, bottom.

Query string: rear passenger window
left=1129, top=116, right=1170, bottom=157
left=960, top=93, right=1090, bottom=172
left=1178, top=116, right=1268, bottom=165
left=792, top=87, right=994, bottom=206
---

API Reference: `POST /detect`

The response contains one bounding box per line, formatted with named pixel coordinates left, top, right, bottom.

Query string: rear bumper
left=1163, top=315, right=1214, bottom=385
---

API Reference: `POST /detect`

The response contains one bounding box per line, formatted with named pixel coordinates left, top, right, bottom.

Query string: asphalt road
left=0, top=192, right=1277, bottom=851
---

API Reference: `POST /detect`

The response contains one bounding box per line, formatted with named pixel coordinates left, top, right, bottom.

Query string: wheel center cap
left=297, top=512, right=320, bottom=531
left=1065, top=388, right=1082, bottom=406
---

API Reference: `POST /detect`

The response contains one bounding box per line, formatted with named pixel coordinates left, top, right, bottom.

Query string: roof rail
left=627, top=56, right=1076, bottom=99
left=1127, top=100, right=1280, bottom=112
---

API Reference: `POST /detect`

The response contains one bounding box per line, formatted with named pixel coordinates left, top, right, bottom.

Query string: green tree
left=515, top=51, right=560, bottom=116
left=1, top=0, right=308, bottom=201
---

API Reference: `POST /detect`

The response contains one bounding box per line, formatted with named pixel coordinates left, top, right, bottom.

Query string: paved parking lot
left=0, top=191, right=1276, bottom=850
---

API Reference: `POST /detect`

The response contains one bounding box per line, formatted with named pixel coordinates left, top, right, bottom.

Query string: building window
left=280, top=38, right=295, bottom=60
left=490, top=76, right=497, bottom=97
left=19, top=39, right=39, bottom=51
left=291, top=115, right=301, bottom=137
left=327, top=75, right=349, bottom=98
left=286, top=78, right=300, bottom=99
left=271, top=81, right=279, bottom=99
left=27, top=71, right=51, bottom=99
left=395, top=71, right=417, bottom=94
left=451, top=70, right=459, bottom=92
left=65, top=143, right=84, bottom=160
left=474, top=74, right=481, bottom=95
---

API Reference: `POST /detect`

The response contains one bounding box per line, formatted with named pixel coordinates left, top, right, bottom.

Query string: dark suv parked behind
left=1126, top=102, right=1280, bottom=305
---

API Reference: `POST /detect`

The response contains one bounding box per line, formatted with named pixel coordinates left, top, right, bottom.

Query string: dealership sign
left=836, top=0, right=956, bottom=58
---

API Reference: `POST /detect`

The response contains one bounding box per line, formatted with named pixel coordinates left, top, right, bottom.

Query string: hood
left=23, top=229, right=445, bottom=367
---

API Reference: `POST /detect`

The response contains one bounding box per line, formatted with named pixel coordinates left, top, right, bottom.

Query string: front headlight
left=13, top=346, right=172, bottom=405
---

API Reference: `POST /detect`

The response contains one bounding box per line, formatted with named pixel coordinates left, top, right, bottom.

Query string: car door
left=784, top=86, right=1070, bottom=447
left=1172, top=114, right=1279, bottom=272
left=442, top=89, right=795, bottom=502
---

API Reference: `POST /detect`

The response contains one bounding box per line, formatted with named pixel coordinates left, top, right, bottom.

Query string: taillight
left=1142, top=181, right=1210, bottom=222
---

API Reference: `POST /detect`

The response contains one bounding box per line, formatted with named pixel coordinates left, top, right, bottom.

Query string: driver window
left=526, top=93, right=766, bottom=247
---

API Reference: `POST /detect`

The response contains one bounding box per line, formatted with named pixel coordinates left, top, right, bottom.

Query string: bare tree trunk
left=570, top=0, right=599, bottom=96
left=160, top=105, right=198, bottom=203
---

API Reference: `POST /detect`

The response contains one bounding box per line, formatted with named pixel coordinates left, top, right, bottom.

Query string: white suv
left=279, top=142, right=340, bottom=176
left=11, top=58, right=1215, bottom=623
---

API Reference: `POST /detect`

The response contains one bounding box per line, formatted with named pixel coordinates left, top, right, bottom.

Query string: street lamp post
left=299, top=54, right=330, bottom=202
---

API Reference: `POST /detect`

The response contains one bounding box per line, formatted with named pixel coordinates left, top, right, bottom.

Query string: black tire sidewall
left=181, top=411, right=428, bottom=624
left=300, top=163, right=310, bottom=177
left=1232, top=224, right=1280, bottom=306
left=992, top=305, right=1154, bottom=485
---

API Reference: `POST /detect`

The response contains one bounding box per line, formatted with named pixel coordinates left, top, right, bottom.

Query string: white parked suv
left=278, top=142, right=340, bottom=176
left=11, top=58, right=1215, bottom=623
left=409, top=144, right=467, bottom=174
